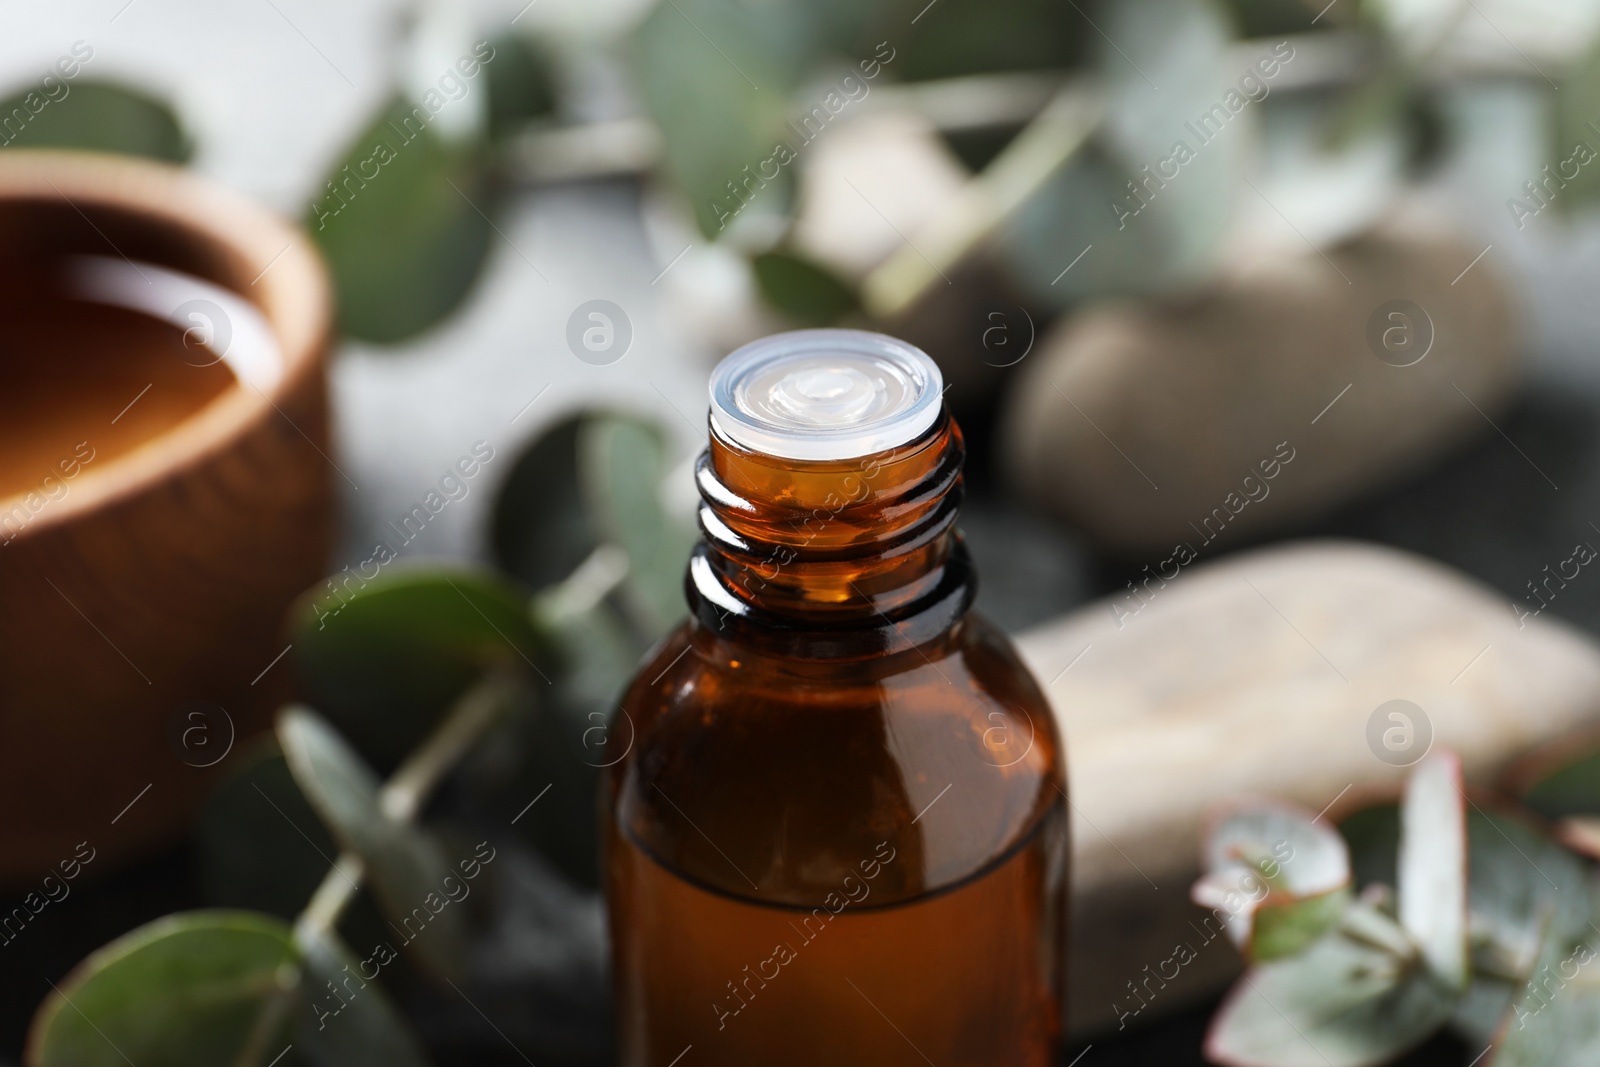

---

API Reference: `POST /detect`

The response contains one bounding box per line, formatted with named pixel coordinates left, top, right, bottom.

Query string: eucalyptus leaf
left=1221, top=0, right=1327, bottom=35
left=492, top=416, right=599, bottom=591
left=1365, top=0, right=1463, bottom=57
left=277, top=708, right=469, bottom=980
left=1399, top=751, right=1469, bottom=990
left=1193, top=800, right=1352, bottom=958
left=1488, top=918, right=1600, bottom=1065
left=483, top=31, right=556, bottom=140
left=1251, top=88, right=1407, bottom=249
left=1338, top=793, right=1402, bottom=891
left=455, top=670, right=601, bottom=889
left=519, top=585, right=642, bottom=887
left=1253, top=889, right=1355, bottom=962
left=753, top=250, right=859, bottom=326
left=883, top=0, right=1086, bottom=83
left=1505, top=735, right=1600, bottom=821
left=291, top=567, right=551, bottom=772
left=1205, top=909, right=1457, bottom=1067
left=308, top=96, right=492, bottom=343
left=998, top=0, right=1239, bottom=305
left=460, top=546, right=643, bottom=887
left=632, top=0, right=812, bottom=236
left=1555, top=33, right=1600, bottom=212
left=1466, top=803, right=1592, bottom=981
left=1203, top=801, right=1352, bottom=896
left=25, top=911, right=296, bottom=1067
left=296, top=928, right=431, bottom=1067
left=0, top=81, right=189, bottom=161
left=1450, top=975, right=1516, bottom=1047
left=577, top=415, right=697, bottom=641
left=198, top=740, right=336, bottom=920
left=1322, top=68, right=1411, bottom=154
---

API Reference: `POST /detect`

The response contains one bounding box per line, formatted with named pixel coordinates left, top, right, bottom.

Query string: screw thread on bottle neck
left=687, top=411, right=972, bottom=645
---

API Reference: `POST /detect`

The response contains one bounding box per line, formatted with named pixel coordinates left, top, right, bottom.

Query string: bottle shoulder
left=607, top=612, right=1065, bottom=908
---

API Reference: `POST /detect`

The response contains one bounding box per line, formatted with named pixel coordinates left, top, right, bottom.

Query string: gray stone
left=1013, top=540, right=1600, bottom=1035
left=1001, top=216, right=1521, bottom=555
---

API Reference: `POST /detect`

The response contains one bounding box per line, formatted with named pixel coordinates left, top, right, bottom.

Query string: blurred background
left=7, top=0, right=1600, bottom=1063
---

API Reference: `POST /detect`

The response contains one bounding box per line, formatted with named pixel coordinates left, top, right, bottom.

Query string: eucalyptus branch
left=494, top=29, right=1565, bottom=192
left=861, top=79, right=1103, bottom=320
left=382, top=665, right=524, bottom=822
left=292, top=664, right=522, bottom=947
left=535, top=543, right=632, bottom=623
left=296, top=853, right=368, bottom=949
left=229, top=666, right=526, bottom=1067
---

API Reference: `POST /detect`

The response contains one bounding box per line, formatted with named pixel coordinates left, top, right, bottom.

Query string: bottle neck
left=685, top=411, right=973, bottom=655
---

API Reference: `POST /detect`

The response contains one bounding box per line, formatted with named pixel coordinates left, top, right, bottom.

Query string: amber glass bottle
left=604, top=330, right=1068, bottom=1065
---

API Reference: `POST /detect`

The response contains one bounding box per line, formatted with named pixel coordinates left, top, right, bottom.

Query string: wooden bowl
left=0, top=151, right=333, bottom=884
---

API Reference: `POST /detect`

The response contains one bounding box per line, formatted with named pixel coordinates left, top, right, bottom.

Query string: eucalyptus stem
left=1338, top=901, right=1419, bottom=960
left=381, top=665, right=523, bottom=822
left=292, top=664, right=522, bottom=947
left=860, top=79, right=1103, bottom=320
left=232, top=666, right=526, bottom=1067
left=535, top=543, right=631, bottom=622
left=295, top=853, right=367, bottom=947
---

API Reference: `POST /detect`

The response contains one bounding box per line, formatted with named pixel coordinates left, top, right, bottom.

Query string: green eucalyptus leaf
left=1505, top=733, right=1600, bottom=821
left=534, top=556, right=643, bottom=729
left=1466, top=803, right=1591, bottom=981
left=308, top=96, right=492, bottom=343
left=1451, top=975, right=1516, bottom=1047
left=577, top=415, right=697, bottom=641
left=999, top=0, right=1239, bottom=305
left=1205, top=908, right=1457, bottom=1067
left=1221, top=0, right=1327, bottom=35
left=1488, top=918, right=1600, bottom=1065
left=196, top=741, right=394, bottom=976
left=198, top=740, right=335, bottom=920
left=277, top=708, right=468, bottom=980
left=296, top=928, right=431, bottom=1067
left=25, top=911, right=297, bottom=1067
left=1338, top=794, right=1401, bottom=890
left=526, top=572, right=644, bottom=887
left=484, top=31, right=556, bottom=140
left=1555, top=34, right=1600, bottom=212
left=492, top=416, right=599, bottom=591
left=1322, top=67, right=1411, bottom=154
left=884, top=0, right=1086, bottom=83
left=1365, top=0, right=1462, bottom=55
left=1192, top=799, right=1352, bottom=959
left=632, top=0, right=812, bottom=236
left=459, top=545, right=645, bottom=888
left=753, top=250, right=858, bottom=326
left=0, top=81, right=189, bottom=161
left=1347, top=795, right=1594, bottom=993
left=1399, top=751, right=1469, bottom=991
left=1252, top=888, right=1354, bottom=962
left=291, top=567, right=551, bottom=772
left=1253, top=88, right=1407, bottom=248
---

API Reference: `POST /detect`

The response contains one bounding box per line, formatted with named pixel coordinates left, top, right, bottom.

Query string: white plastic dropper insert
left=708, top=329, right=943, bottom=462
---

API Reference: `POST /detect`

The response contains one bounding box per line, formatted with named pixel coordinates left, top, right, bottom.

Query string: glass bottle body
left=605, top=411, right=1068, bottom=1066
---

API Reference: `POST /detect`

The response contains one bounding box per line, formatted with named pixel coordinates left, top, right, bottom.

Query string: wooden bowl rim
left=0, top=149, right=331, bottom=537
